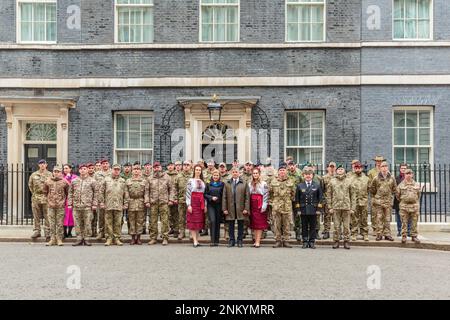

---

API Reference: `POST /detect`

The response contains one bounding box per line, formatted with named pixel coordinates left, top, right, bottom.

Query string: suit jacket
left=222, top=177, right=250, bottom=221
left=295, top=181, right=323, bottom=215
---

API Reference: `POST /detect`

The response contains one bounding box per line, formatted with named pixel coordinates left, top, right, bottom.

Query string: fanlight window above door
left=25, top=123, right=57, bottom=142
left=202, top=123, right=236, bottom=142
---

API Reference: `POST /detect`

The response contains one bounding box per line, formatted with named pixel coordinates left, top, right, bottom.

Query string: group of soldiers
left=28, top=154, right=421, bottom=248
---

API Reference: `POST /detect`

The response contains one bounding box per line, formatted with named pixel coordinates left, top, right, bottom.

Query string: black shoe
left=227, top=240, right=235, bottom=248
left=309, top=242, right=316, bottom=249
left=315, top=231, right=321, bottom=240
left=237, top=241, right=243, bottom=248
left=200, top=229, right=209, bottom=236
left=397, top=231, right=401, bottom=237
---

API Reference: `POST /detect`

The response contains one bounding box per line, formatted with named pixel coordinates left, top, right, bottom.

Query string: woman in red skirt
left=248, top=168, right=269, bottom=248
left=186, top=165, right=207, bottom=247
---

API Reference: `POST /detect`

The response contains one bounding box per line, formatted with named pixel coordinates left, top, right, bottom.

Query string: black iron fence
left=0, top=163, right=449, bottom=225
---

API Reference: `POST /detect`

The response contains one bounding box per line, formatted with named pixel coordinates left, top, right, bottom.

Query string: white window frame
left=16, top=0, right=57, bottom=44
left=114, top=0, right=154, bottom=44
left=113, top=111, right=154, bottom=164
left=284, top=110, right=326, bottom=168
left=392, top=0, right=433, bottom=41
left=285, top=0, right=326, bottom=43
left=199, top=0, right=240, bottom=43
left=22, top=121, right=57, bottom=145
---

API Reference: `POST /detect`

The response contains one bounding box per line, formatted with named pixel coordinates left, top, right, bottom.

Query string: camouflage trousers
left=105, top=210, right=123, bottom=240
left=128, top=210, right=145, bottom=235
left=273, top=211, right=292, bottom=242
left=47, top=207, right=65, bottom=241
left=178, top=203, right=187, bottom=237
left=97, top=208, right=106, bottom=237
left=91, top=209, right=98, bottom=237
left=32, top=201, right=49, bottom=236
left=74, top=208, right=93, bottom=240
left=323, top=205, right=333, bottom=233
left=316, top=214, right=321, bottom=233
left=400, top=207, right=419, bottom=237
left=169, top=205, right=178, bottom=232
left=150, top=202, right=169, bottom=241
left=373, top=205, right=392, bottom=237
left=369, top=203, right=378, bottom=233
left=333, top=209, right=351, bottom=242
left=351, top=205, right=369, bottom=237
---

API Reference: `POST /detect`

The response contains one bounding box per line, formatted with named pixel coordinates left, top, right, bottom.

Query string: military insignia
left=301, top=189, right=306, bottom=192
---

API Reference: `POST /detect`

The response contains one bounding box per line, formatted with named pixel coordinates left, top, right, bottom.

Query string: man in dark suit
left=295, top=168, right=324, bottom=249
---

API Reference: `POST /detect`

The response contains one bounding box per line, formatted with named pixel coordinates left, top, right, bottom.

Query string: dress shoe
left=237, top=241, right=243, bottom=248
left=322, top=232, right=330, bottom=239
left=72, top=239, right=84, bottom=246
left=272, top=241, right=282, bottom=248
left=332, top=241, right=340, bottom=249
left=283, top=241, right=292, bottom=248
left=309, top=242, right=316, bottom=249
left=227, top=240, right=235, bottom=248
left=375, top=235, right=382, bottom=241
left=385, top=236, right=394, bottom=241
left=401, top=236, right=407, bottom=244
left=343, top=241, right=350, bottom=250
left=135, top=235, right=142, bottom=245
left=302, top=242, right=309, bottom=249
left=83, top=239, right=92, bottom=246
left=412, top=236, right=421, bottom=244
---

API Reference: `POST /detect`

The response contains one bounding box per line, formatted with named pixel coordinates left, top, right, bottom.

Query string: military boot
left=283, top=241, right=292, bottom=248
left=31, top=231, right=41, bottom=239
left=114, top=238, right=123, bottom=246
left=351, top=235, right=357, bottom=241
left=72, top=239, right=84, bottom=246
left=104, top=238, right=113, bottom=246
left=401, top=236, right=407, bottom=244
left=363, top=235, right=369, bottom=241
left=96, top=233, right=104, bottom=240
left=272, top=241, right=282, bottom=248
left=56, top=239, right=64, bottom=246
left=83, top=239, right=92, bottom=246
left=322, top=232, right=330, bottom=239
left=332, top=241, right=340, bottom=249
left=135, top=234, right=142, bottom=245
left=412, top=236, right=421, bottom=244
left=148, top=239, right=157, bottom=245
left=130, top=235, right=136, bottom=245
left=46, top=237, right=56, bottom=246
left=162, top=239, right=168, bottom=246
left=343, top=241, right=350, bottom=250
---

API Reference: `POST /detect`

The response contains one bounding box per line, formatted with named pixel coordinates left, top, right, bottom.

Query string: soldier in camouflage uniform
left=29, top=159, right=53, bottom=240
left=166, top=162, right=179, bottom=238
left=350, top=161, right=370, bottom=241
left=99, top=164, right=127, bottom=246
left=370, top=161, right=397, bottom=241
left=142, top=162, right=153, bottom=234
left=120, top=162, right=132, bottom=232
left=124, top=164, right=147, bottom=245
left=240, top=161, right=254, bottom=239
left=175, top=161, right=182, bottom=173
left=327, top=165, right=356, bottom=249
left=261, top=159, right=276, bottom=239
left=368, top=155, right=385, bottom=234
left=396, top=168, right=421, bottom=244
left=321, top=161, right=336, bottom=239
left=87, top=162, right=98, bottom=237
left=174, top=160, right=192, bottom=240
left=287, top=160, right=303, bottom=241
left=270, top=163, right=296, bottom=248
left=94, top=159, right=111, bottom=240
left=68, top=163, right=97, bottom=246
left=145, top=162, right=175, bottom=246
left=44, top=166, right=69, bottom=246
left=94, top=161, right=102, bottom=173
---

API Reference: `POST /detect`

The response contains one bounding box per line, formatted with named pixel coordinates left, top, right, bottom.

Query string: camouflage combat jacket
left=175, top=171, right=192, bottom=204
left=269, top=176, right=296, bottom=214
left=351, top=172, right=370, bottom=207
left=396, top=180, right=421, bottom=211
left=68, top=176, right=97, bottom=209
left=370, top=172, right=397, bottom=207
left=145, top=171, right=175, bottom=205
left=44, top=177, right=69, bottom=209
left=99, top=175, right=126, bottom=211
left=124, top=177, right=147, bottom=211
left=28, top=170, right=52, bottom=204
left=327, top=174, right=356, bottom=211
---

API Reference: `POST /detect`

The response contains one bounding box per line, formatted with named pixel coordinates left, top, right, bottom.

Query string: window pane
left=116, top=151, right=128, bottom=165
left=202, top=24, right=213, bottom=41
left=394, top=20, right=404, bottom=39
left=299, top=6, right=311, bottom=23
left=419, top=128, right=430, bottom=145
left=311, top=23, right=323, bottom=41
left=129, top=116, right=140, bottom=131
left=143, top=8, right=153, bottom=24
left=299, top=129, right=310, bottom=146
left=310, top=129, right=323, bottom=146
left=119, top=26, right=129, bottom=42
left=21, top=22, right=33, bottom=42
left=405, top=19, right=417, bottom=38
left=310, top=148, right=323, bottom=165
left=418, top=147, right=430, bottom=163
left=419, top=111, right=430, bottom=127
left=117, top=132, right=128, bottom=148
left=227, top=24, right=238, bottom=42
left=129, top=132, right=140, bottom=148
left=202, top=7, right=213, bottom=23
left=34, top=4, right=46, bottom=21
left=46, top=22, right=56, bottom=41
left=46, top=4, right=56, bottom=22
left=311, top=5, right=323, bottom=23
left=286, top=113, right=298, bottom=129
left=406, top=111, right=418, bottom=127
left=21, top=4, right=33, bottom=22
left=227, top=7, right=237, bottom=24
left=394, top=111, right=405, bottom=127
left=394, top=128, right=405, bottom=145
left=406, top=128, right=417, bottom=145
left=394, top=147, right=404, bottom=164
left=34, top=22, right=46, bottom=41
left=118, top=8, right=130, bottom=25
left=287, top=6, right=298, bottom=23
left=393, top=0, right=404, bottom=19
left=298, top=113, right=309, bottom=129
left=405, top=147, right=417, bottom=163
left=287, top=23, right=298, bottom=41
left=116, top=114, right=127, bottom=131
left=405, top=0, right=417, bottom=19
left=418, top=0, right=430, bottom=19
left=287, top=130, right=299, bottom=146
left=143, top=26, right=153, bottom=42
left=418, top=20, right=430, bottom=39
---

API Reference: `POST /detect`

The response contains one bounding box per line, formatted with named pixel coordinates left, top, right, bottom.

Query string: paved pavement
left=0, top=243, right=449, bottom=300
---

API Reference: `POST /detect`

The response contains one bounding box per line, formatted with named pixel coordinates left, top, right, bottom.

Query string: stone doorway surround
left=177, top=96, right=260, bottom=164
left=0, top=96, right=76, bottom=165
